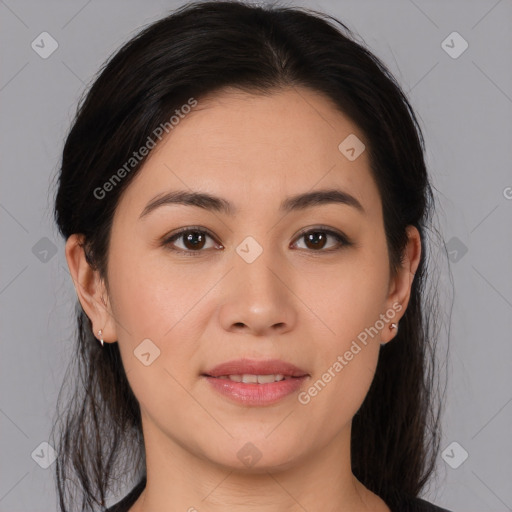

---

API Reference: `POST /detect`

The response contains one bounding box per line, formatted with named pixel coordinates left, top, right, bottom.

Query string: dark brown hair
left=51, top=1, right=448, bottom=510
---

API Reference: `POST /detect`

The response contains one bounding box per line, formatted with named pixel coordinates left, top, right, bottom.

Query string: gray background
left=1, top=0, right=511, bottom=511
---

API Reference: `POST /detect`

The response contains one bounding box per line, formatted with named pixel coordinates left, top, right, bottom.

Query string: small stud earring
left=381, top=322, right=399, bottom=346
left=97, top=329, right=104, bottom=347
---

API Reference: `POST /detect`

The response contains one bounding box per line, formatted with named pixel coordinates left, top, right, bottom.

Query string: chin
left=199, top=436, right=306, bottom=474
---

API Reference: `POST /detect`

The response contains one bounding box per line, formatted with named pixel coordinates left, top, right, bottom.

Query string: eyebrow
left=139, top=188, right=365, bottom=219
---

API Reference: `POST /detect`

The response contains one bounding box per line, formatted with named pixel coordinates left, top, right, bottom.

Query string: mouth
left=208, top=374, right=301, bottom=383
left=201, top=359, right=309, bottom=406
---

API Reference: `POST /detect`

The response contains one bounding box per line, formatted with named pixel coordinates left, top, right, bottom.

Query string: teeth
left=217, top=374, right=286, bottom=383
left=256, top=374, right=278, bottom=384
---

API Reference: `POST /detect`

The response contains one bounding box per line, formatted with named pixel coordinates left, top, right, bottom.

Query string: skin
left=66, top=86, right=421, bottom=512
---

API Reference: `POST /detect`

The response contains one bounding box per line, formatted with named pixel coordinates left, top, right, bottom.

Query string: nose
left=217, top=247, right=298, bottom=337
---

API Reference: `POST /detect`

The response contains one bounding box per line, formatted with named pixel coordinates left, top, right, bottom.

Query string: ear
left=64, top=234, right=118, bottom=344
left=381, top=225, right=422, bottom=344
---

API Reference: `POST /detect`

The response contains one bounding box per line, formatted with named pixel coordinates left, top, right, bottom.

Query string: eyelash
left=161, top=225, right=352, bottom=257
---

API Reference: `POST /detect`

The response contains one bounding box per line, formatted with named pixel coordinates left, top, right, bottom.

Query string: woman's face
left=72, top=86, right=419, bottom=472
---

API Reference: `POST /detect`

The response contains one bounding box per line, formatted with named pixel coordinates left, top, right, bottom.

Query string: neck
left=130, top=417, right=389, bottom=512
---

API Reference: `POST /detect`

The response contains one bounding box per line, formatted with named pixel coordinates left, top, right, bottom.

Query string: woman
left=51, top=1, right=451, bottom=511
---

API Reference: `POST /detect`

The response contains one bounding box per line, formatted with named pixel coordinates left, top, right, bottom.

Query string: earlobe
left=64, top=234, right=116, bottom=343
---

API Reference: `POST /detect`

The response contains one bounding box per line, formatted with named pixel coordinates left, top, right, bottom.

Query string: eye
left=292, top=227, right=351, bottom=252
left=162, top=227, right=223, bottom=256
left=162, top=225, right=351, bottom=256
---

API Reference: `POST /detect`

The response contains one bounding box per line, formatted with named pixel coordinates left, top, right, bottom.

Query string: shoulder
left=104, top=477, right=146, bottom=512
left=392, top=495, right=453, bottom=512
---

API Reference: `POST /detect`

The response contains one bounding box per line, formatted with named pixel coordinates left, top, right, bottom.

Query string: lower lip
left=203, top=376, right=308, bottom=406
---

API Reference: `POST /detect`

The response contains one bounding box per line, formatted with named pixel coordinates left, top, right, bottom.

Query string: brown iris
left=183, top=231, right=207, bottom=250
left=303, top=232, right=328, bottom=250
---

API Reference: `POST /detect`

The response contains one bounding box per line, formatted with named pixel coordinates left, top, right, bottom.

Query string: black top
left=105, top=478, right=453, bottom=512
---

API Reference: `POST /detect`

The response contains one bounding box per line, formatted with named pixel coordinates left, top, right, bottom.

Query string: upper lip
left=203, top=358, right=309, bottom=378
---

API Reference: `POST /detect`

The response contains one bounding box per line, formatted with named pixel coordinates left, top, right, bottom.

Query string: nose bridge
left=234, top=236, right=286, bottom=304
left=218, top=235, right=297, bottom=335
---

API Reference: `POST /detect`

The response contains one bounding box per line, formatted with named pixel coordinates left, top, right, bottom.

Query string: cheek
left=108, top=242, right=208, bottom=339
left=108, top=251, right=208, bottom=427
left=296, top=251, right=388, bottom=413
left=308, top=261, right=389, bottom=346
left=299, top=291, right=383, bottom=436
left=107, top=246, right=211, bottom=391
left=294, top=327, right=380, bottom=447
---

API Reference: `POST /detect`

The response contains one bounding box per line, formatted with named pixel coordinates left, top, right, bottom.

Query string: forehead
left=116, top=86, right=381, bottom=219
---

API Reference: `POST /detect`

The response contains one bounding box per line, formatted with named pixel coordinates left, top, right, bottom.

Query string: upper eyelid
left=167, top=226, right=220, bottom=241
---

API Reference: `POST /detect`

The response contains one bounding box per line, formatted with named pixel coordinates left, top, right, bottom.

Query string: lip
left=202, top=358, right=310, bottom=406
left=203, top=358, right=308, bottom=378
